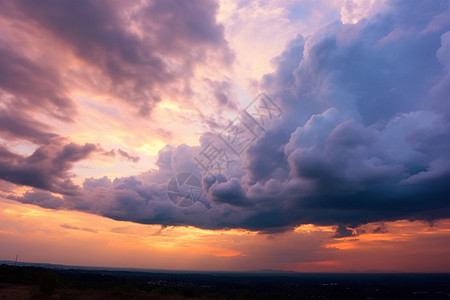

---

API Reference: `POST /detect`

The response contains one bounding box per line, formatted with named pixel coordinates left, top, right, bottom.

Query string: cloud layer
left=1, top=0, right=450, bottom=234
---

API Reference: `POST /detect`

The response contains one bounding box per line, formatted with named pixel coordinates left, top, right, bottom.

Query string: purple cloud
left=3, top=0, right=450, bottom=235
left=0, top=0, right=232, bottom=116
left=117, top=149, right=140, bottom=163
left=1, top=139, right=100, bottom=195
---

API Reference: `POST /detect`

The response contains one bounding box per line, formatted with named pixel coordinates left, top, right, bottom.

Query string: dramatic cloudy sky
left=1, top=0, right=450, bottom=272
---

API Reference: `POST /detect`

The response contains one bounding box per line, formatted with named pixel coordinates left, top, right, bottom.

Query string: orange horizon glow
left=1, top=197, right=449, bottom=272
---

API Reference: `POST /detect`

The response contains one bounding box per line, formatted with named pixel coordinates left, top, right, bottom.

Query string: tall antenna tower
left=14, top=254, right=18, bottom=266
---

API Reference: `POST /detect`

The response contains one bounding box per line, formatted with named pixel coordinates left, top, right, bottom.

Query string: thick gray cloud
left=0, top=108, right=57, bottom=145
left=4, top=0, right=450, bottom=234
left=0, top=139, right=99, bottom=195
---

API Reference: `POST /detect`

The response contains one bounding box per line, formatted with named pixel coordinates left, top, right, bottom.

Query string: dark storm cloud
left=333, top=225, right=355, bottom=238
left=5, top=0, right=450, bottom=234
left=209, top=178, right=250, bottom=207
left=251, top=0, right=450, bottom=230
left=0, top=139, right=99, bottom=195
left=0, top=108, right=57, bottom=144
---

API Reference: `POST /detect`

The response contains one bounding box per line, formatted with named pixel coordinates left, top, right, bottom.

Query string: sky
left=0, top=0, right=450, bottom=272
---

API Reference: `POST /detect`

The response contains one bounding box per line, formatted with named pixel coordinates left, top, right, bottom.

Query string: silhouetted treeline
left=1, top=264, right=449, bottom=299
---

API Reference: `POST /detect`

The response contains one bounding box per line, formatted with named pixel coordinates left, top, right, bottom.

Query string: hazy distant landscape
left=1, top=263, right=449, bottom=299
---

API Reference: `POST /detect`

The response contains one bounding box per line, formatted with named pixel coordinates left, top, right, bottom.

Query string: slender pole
left=14, top=254, right=18, bottom=266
